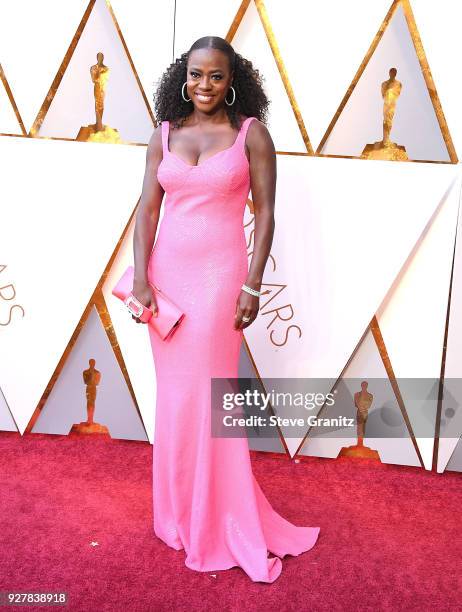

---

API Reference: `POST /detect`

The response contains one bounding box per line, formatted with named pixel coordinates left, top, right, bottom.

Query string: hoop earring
left=181, top=82, right=191, bottom=102
left=225, top=86, right=236, bottom=106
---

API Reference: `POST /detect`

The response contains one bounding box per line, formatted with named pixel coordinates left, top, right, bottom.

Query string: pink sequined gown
left=147, top=116, right=319, bottom=583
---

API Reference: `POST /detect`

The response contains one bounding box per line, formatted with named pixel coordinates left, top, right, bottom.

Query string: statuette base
left=70, top=421, right=110, bottom=435
left=339, top=438, right=380, bottom=459
left=361, top=140, right=408, bottom=161
left=76, top=124, right=122, bottom=144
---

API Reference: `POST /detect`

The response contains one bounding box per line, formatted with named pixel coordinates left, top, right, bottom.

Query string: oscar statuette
left=339, top=381, right=380, bottom=459
left=70, top=358, right=110, bottom=435
left=361, top=67, right=408, bottom=161
left=76, top=52, right=122, bottom=144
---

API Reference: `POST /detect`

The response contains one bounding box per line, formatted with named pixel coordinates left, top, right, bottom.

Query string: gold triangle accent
left=0, top=63, right=27, bottom=136
left=369, top=315, right=424, bottom=467
left=94, top=288, right=149, bottom=440
left=29, top=0, right=155, bottom=142
left=293, top=323, right=369, bottom=459
left=316, top=0, right=457, bottom=164
left=226, top=0, right=313, bottom=154
left=226, top=0, right=252, bottom=41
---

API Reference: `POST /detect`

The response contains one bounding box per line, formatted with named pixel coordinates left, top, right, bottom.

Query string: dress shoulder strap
left=238, top=116, right=256, bottom=143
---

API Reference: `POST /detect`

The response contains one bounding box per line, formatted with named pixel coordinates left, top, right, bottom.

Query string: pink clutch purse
left=112, top=265, right=185, bottom=341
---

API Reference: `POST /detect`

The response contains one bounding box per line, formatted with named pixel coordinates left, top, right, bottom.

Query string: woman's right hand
left=131, top=280, right=158, bottom=323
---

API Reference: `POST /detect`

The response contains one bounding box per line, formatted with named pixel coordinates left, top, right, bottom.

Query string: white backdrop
left=1, top=0, right=462, bottom=473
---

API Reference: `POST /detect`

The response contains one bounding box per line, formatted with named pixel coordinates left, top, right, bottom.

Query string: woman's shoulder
left=149, top=122, right=163, bottom=140
left=146, top=123, right=163, bottom=158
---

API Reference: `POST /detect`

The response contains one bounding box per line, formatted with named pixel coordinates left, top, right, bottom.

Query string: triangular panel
left=107, top=0, right=175, bottom=114
left=377, top=176, right=460, bottom=469
left=30, top=0, right=154, bottom=143
left=0, top=136, right=146, bottom=434
left=298, top=326, right=421, bottom=466
left=28, top=306, right=146, bottom=440
left=317, top=0, right=456, bottom=163
left=227, top=0, right=312, bottom=154
left=262, top=0, right=390, bottom=151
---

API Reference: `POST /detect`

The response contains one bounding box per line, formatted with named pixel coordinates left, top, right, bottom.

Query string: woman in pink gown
left=131, top=36, right=319, bottom=583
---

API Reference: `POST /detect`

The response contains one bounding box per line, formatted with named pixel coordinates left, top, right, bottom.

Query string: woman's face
left=185, top=48, right=233, bottom=111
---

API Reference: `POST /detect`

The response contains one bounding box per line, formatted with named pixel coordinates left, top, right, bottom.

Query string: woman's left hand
left=234, top=290, right=259, bottom=330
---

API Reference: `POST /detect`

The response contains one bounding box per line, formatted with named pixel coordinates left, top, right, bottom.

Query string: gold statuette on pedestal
left=339, top=381, right=380, bottom=459
left=76, top=52, right=122, bottom=144
left=71, top=358, right=110, bottom=435
left=361, top=67, right=408, bottom=161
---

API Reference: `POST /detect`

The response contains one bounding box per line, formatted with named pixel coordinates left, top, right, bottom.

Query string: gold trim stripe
left=0, top=133, right=147, bottom=147
left=225, top=0, right=252, bottom=41
left=432, top=182, right=462, bottom=471
left=369, top=316, right=425, bottom=468
left=253, top=0, right=313, bottom=155
left=317, top=152, right=453, bottom=166
left=401, top=0, right=457, bottom=163
left=106, top=0, right=156, bottom=126
left=0, top=63, right=27, bottom=136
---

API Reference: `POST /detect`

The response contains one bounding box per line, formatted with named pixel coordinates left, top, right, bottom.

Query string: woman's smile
left=195, top=92, right=214, bottom=103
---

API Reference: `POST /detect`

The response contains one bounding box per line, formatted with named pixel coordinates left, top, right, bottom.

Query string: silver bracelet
left=241, top=283, right=261, bottom=297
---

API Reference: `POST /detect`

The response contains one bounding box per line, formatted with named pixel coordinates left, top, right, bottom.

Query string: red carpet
left=0, top=431, right=460, bottom=611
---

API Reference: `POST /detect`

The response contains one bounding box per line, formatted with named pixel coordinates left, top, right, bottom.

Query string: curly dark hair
left=153, top=36, right=270, bottom=129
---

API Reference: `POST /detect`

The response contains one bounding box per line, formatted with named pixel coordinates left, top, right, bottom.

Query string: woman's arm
left=234, top=119, right=276, bottom=330
left=131, top=125, right=165, bottom=320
